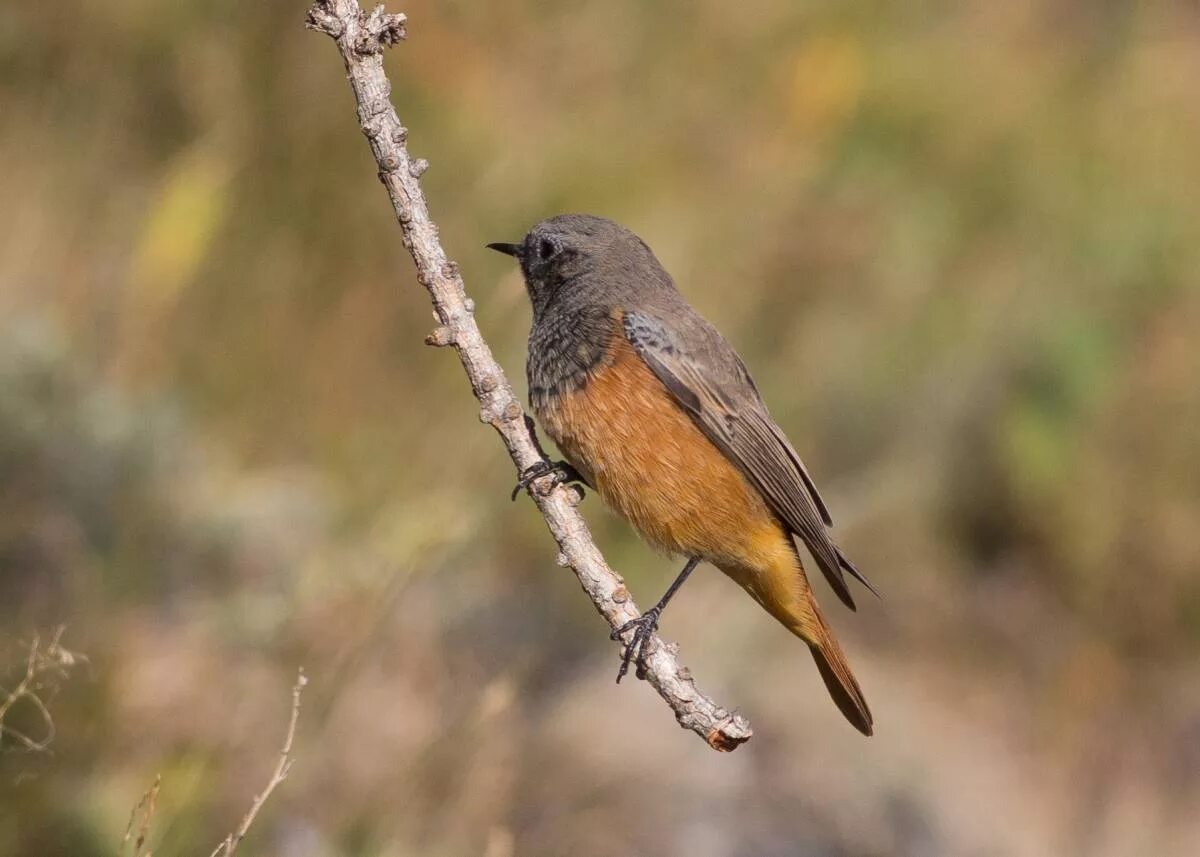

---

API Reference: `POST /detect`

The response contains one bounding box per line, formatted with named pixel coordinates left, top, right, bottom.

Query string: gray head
left=487, top=214, right=673, bottom=319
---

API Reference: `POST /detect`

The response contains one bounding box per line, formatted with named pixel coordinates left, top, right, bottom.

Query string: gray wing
left=623, top=309, right=877, bottom=610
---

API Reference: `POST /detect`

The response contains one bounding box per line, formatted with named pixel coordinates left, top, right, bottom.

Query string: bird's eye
left=539, top=239, right=557, bottom=259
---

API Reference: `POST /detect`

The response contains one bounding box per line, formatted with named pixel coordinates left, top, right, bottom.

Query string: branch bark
left=305, top=0, right=752, bottom=751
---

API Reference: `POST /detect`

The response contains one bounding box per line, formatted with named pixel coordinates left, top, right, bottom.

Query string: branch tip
left=706, top=721, right=752, bottom=752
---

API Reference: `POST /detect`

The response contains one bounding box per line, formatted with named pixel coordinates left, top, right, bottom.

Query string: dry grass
left=0, top=628, right=84, bottom=753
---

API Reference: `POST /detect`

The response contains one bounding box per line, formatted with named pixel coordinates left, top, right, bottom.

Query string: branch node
left=373, top=8, right=409, bottom=46
left=355, top=6, right=408, bottom=55
left=502, top=401, right=523, bottom=422
left=479, top=375, right=499, bottom=393
left=425, top=326, right=454, bottom=347
left=365, top=96, right=392, bottom=118
left=304, top=4, right=343, bottom=37
left=410, top=157, right=430, bottom=177
left=556, top=551, right=570, bottom=567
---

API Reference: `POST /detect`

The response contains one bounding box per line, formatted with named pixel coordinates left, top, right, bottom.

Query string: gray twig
left=305, top=0, right=752, bottom=750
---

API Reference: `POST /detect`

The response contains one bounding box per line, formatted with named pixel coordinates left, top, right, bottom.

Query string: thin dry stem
left=209, top=669, right=308, bottom=857
left=0, top=627, right=83, bottom=752
left=120, top=774, right=162, bottom=857
left=305, top=0, right=752, bottom=750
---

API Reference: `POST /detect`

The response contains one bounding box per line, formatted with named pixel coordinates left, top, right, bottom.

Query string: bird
left=488, top=214, right=878, bottom=735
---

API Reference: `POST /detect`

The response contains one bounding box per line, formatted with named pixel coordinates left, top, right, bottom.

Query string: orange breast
left=535, top=317, right=796, bottom=580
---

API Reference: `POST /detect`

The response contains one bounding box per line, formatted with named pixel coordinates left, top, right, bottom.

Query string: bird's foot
left=511, top=459, right=585, bottom=502
left=610, top=608, right=661, bottom=683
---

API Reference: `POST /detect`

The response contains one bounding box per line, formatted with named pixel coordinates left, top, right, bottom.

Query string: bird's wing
left=622, top=309, right=877, bottom=610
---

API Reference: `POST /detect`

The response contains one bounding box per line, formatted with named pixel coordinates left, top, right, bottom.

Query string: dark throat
left=527, top=303, right=618, bottom=408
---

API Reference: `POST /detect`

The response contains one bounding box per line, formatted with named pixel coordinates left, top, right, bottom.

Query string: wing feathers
left=625, top=310, right=876, bottom=609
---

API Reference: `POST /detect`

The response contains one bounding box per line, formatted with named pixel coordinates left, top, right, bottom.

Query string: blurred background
left=2, top=1, right=1199, bottom=854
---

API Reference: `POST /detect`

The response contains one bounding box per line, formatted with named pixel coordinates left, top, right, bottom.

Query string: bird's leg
left=511, top=459, right=586, bottom=501
left=511, top=414, right=587, bottom=501
left=611, top=556, right=701, bottom=682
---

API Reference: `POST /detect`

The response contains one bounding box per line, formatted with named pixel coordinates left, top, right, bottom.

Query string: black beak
left=486, top=242, right=522, bottom=258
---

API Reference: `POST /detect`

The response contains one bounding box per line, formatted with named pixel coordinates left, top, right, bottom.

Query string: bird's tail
left=727, top=546, right=873, bottom=736
left=807, top=608, right=873, bottom=736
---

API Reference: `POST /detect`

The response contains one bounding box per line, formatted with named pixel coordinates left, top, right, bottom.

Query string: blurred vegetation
left=2, top=1, right=1199, bottom=855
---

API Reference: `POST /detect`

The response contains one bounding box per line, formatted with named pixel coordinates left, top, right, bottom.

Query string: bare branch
left=305, top=0, right=752, bottom=750
left=209, top=669, right=308, bottom=857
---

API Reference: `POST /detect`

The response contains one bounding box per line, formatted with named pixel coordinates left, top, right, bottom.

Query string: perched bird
left=489, top=214, right=878, bottom=735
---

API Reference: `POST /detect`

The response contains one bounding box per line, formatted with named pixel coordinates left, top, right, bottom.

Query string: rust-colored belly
left=535, top=329, right=793, bottom=577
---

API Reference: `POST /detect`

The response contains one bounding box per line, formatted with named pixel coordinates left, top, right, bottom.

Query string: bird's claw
left=610, top=609, right=661, bottom=683
left=511, top=459, right=584, bottom=502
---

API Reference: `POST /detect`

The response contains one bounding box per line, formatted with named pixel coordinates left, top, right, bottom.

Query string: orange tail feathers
left=730, top=547, right=874, bottom=735
left=808, top=612, right=873, bottom=736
